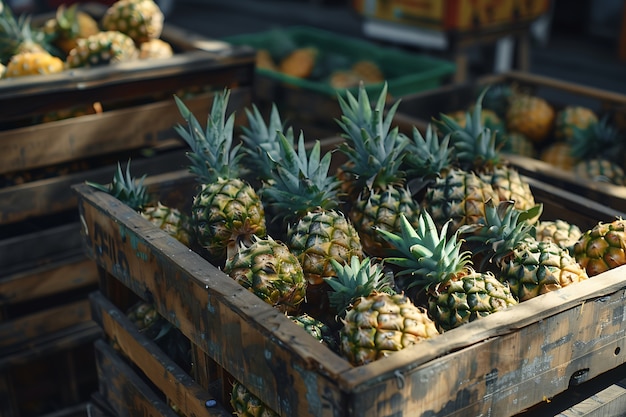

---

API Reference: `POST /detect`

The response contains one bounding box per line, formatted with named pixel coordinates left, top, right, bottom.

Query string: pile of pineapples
left=0, top=0, right=172, bottom=79
left=91, top=85, right=626, bottom=416
left=446, top=83, right=626, bottom=186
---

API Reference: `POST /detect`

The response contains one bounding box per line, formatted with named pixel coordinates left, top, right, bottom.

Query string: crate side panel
left=90, top=291, right=231, bottom=417
left=76, top=184, right=351, bottom=417
left=345, top=281, right=626, bottom=416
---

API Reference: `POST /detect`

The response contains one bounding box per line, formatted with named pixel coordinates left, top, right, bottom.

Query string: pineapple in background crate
left=0, top=1, right=64, bottom=77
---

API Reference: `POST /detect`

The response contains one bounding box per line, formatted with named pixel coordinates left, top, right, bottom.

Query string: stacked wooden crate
left=73, top=130, right=626, bottom=416
left=0, top=5, right=256, bottom=415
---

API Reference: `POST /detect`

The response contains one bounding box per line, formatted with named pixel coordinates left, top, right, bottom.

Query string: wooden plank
left=73, top=169, right=626, bottom=417
left=0, top=299, right=94, bottom=353
left=0, top=321, right=101, bottom=369
left=0, top=88, right=250, bottom=176
left=94, top=339, right=198, bottom=417
left=556, top=378, right=626, bottom=416
left=0, top=255, right=98, bottom=307
left=90, top=292, right=231, bottom=417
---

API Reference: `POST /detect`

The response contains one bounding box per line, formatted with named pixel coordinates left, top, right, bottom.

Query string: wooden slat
left=90, top=292, right=231, bottom=417
left=0, top=299, right=94, bottom=354
left=74, top=170, right=626, bottom=417
left=557, top=379, right=626, bottom=416
left=0, top=255, right=98, bottom=307
left=94, top=340, right=197, bottom=417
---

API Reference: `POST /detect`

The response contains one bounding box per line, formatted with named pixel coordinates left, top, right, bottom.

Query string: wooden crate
left=391, top=70, right=626, bottom=212
left=73, top=135, right=626, bottom=417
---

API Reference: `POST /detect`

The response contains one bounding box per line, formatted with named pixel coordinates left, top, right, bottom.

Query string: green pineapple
left=335, top=83, right=420, bottom=258
left=326, top=255, right=438, bottom=366
left=461, top=201, right=588, bottom=302
left=174, top=90, right=267, bottom=265
left=500, top=131, right=536, bottom=158
left=573, top=218, right=626, bottom=277
left=66, top=30, right=138, bottom=68
left=87, top=160, right=191, bottom=246
left=260, top=132, right=363, bottom=320
left=379, top=212, right=517, bottom=332
left=223, top=235, right=306, bottom=315
left=101, top=0, right=164, bottom=44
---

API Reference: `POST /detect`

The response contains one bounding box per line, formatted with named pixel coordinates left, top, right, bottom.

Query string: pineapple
left=86, top=160, right=192, bottom=246
left=570, top=117, right=626, bottom=185
left=279, top=47, right=317, bottom=78
left=174, top=90, right=267, bottom=265
left=223, top=235, right=306, bottom=315
left=138, top=37, right=173, bottom=59
left=500, top=131, right=536, bottom=158
left=433, top=88, right=536, bottom=214
left=326, top=255, right=439, bottom=366
left=4, top=50, right=63, bottom=77
left=335, top=83, right=420, bottom=258
left=573, top=219, right=626, bottom=277
left=481, top=82, right=513, bottom=119
left=535, top=219, right=582, bottom=254
left=0, top=2, right=61, bottom=76
left=101, top=0, right=164, bottom=44
left=554, top=105, right=598, bottom=141
left=351, top=60, right=384, bottom=84
left=259, top=133, right=363, bottom=320
left=506, top=92, right=555, bottom=144
left=540, top=142, right=576, bottom=171
left=378, top=212, right=517, bottom=332
left=0, top=1, right=52, bottom=63
left=66, top=30, right=138, bottom=68
left=461, top=201, right=588, bottom=302
left=42, top=4, right=100, bottom=55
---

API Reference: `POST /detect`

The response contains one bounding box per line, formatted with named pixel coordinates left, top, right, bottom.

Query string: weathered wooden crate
left=73, top=135, right=626, bottom=416
left=392, top=70, right=626, bottom=213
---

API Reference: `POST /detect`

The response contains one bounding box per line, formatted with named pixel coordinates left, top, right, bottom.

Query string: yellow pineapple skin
left=4, top=51, right=64, bottom=77
left=279, top=47, right=317, bottom=78
left=540, top=142, right=576, bottom=171
left=506, top=94, right=555, bottom=144
left=554, top=105, right=598, bottom=141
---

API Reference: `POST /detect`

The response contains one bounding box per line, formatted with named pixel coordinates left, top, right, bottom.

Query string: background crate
left=392, top=70, right=626, bottom=212
left=352, top=0, right=551, bottom=33
left=224, top=26, right=455, bottom=138
left=73, top=133, right=626, bottom=416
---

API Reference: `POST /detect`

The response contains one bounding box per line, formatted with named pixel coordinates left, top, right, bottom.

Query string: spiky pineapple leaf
left=86, top=160, right=149, bottom=211
left=173, top=90, right=242, bottom=183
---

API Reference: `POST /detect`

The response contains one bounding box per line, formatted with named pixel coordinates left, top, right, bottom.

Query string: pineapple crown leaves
left=325, top=255, right=395, bottom=317
left=432, top=88, right=502, bottom=171
left=459, top=200, right=542, bottom=268
left=336, top=82, right=409, bottom=188
left=404, top=124, right=453, bottom=180
left=377, top=212, right=472, bottom=290
left=86, top=160, right=149, bottom=211
left=173, top=90, right=242, bottom=184
left=260, top=131, right=341, bottom=222
left=0, top=3, right=53, bottom=62
left=570, top=116, right=625, bottom=162
left=240, top=102, right=295, bottom=181
left=54, top=4, right=81, bottom=38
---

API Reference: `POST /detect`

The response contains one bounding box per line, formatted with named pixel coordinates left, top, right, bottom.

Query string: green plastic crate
left=224, top=26, right=456, bottom=99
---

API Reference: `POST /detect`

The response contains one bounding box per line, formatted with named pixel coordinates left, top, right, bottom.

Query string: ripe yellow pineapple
left=279, top=47, right=317, bottom=78
left=540, top=142, right=576, bottom=170
left=138, top=38, right=173, bottom=59
left=4, top=50, right=63, bottom=77
left=506, top=93, right=555, bottom=144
